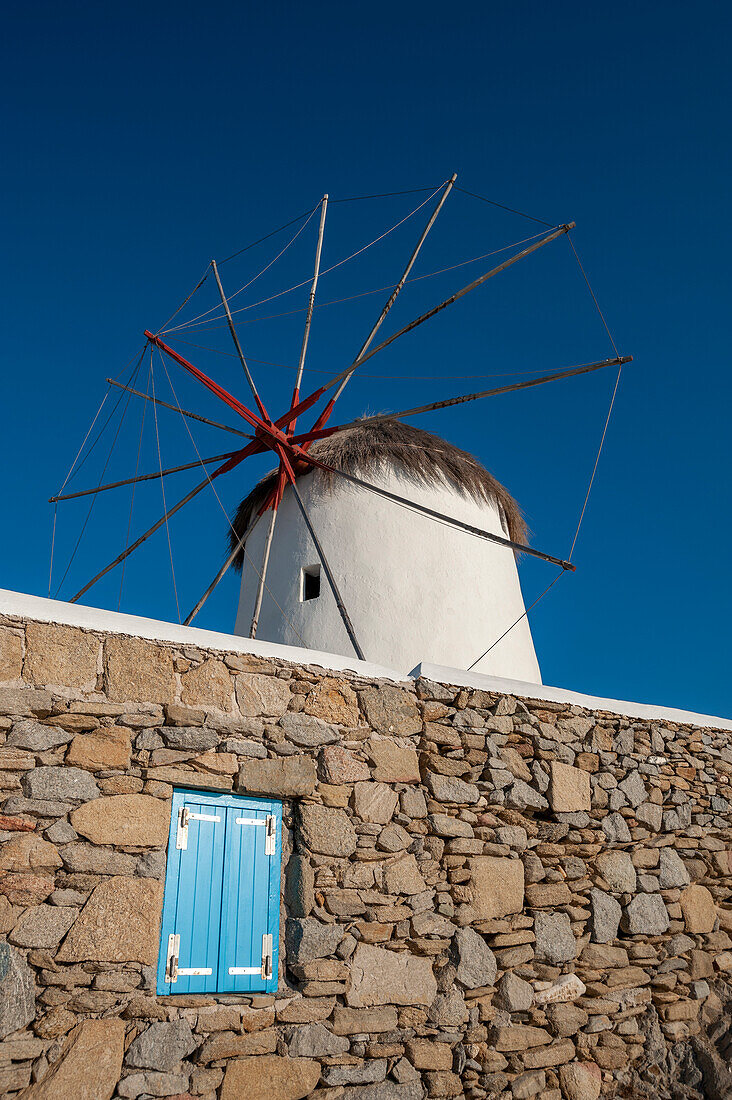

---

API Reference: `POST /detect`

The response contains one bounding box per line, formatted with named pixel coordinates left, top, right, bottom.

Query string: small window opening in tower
left=301, top=565, right=321, bottom=602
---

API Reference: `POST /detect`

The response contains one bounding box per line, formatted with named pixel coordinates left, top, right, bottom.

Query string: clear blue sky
left=2, top=1, right=730, bottom=717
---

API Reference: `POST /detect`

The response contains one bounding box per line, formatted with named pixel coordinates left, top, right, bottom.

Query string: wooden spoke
left=184, top=512, right=261, bottom=626
left=291, top=195, right=328, bottom=414
left=292, top=356, right=632, bottom=445
left=211, top=260, right=269, bottom=421
left=276, top=445, right=365, bottom=660
left=249, top=467, right=287, bottom=637
left=69, top=445, right=257, bottom=604
left=298, top=451, right=576, bottom=572
left=273, top=223, right=575, bottom=435
left=315, top=174, right=457, bottom=428
left=49, top=451, right=242, bottom=503
left=107, top=379, right=254, bottom=439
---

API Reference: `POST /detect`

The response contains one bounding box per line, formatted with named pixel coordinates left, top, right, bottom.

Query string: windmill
left=48, top=176, right=630, bottom=677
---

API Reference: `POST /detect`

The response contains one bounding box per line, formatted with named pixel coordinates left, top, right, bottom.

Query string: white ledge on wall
left=1, top=588, right=730, bottom=733
left=412, top=661, right=732, bottom=734
left=0, top=589, right=406, bottom=684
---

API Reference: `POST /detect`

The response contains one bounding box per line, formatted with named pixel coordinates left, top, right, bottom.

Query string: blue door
left=157, top=789, right=282, bottom=995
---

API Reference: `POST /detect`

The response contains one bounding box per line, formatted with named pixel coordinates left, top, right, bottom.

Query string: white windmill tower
left=231, top=419, right=542, bottom=681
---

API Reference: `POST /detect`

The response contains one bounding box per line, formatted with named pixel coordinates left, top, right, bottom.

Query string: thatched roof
left=228, top=419, right=527, bottom=571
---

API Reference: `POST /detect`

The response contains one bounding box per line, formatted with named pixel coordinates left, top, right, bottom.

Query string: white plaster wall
left=234, top=466, right=542, bottom=682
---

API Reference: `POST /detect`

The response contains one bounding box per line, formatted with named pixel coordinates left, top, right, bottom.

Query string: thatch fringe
left=227, top=419, right=527, bottom=571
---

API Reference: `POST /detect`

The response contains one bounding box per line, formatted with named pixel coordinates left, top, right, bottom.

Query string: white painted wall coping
left=412, top=662, right=732, bottom=734
left=1, top=588, right=730, bottom=732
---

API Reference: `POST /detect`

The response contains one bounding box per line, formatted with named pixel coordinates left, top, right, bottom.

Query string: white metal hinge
left=265, top=815, right=276, bottom=855
left=176, top=806, right=220, bottom=850
left=228, top=933, right=273, bottom=979
left=165, top=933, right=212, bottom=981
left=165, top=933, right=179, bottom=981
left=234, top=814, right=276, bottom=855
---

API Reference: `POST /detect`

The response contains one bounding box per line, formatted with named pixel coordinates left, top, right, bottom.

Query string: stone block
left=601, top=812, right=632, bottom=843
left=559, top=1062, right=601, bottom=1100
left=0, top=628, right=23, bottom=681
left=332, top=1005, right=398, bottom=1034
left=505, top=779, right=549, bottom=812
left=534, top=913, right=576, bottom=963
left=368, top=739, right=421, bottom=783
left=9, top=904, right=77, bottom=948
left=346, top=943, right=436, bottom=1007
left=161, top=727, right=218, bottom=750
left=680, top=885, right=716, bottom=933
left=7, top=720, right=72, bottom=751
left=522, top=1037, right=576, bottom=1069
left=197, top=1028, right=278, bottom=1061
left=548, top=762, right=591, bottom=813
left=22, top=766, right=100, bottom=803
left=116, top=1071, right=190, bottom=1097
left=302, top=677, right=360, bottom=725
left=0, top=747, right=36, bottom=770
left=496, top=971, right=534, bottom=1012
left=24, top=623, right=99, bottom=689
left=622, top=894, right=670, bottom=935
left=105, top=635, right=176, bottom=703
left=60, top=843, right=138, bottom=875
left=491, top=1025, right=552, bottom=1051
left=360, top=686, right=420, bottom=735
left=0, top=834, right=61, bottom=872
left=219, top=1055, right=321, bottom=1100
left=404, top=1038, right=453, bottom=1070
left=298, top=804, right=357, bottom=855
left=453, top=926, right=497, bottom=989
left=425, top=772, right=479, bottom=804
left=285, top=853, right=314, bottom=917
left=57, top=876, right=163, bottom=964
left=280, top=713, right=339, bottom=746
left=239, top=756, right=316, bottom=798
left=17, top=1018, right=124, bottom=1099
left=323, top=1060, right=388, bottom=1086
left=0, top=686, right=52, bottom=717
left=125, top=1020, right=196, bottom=1071
left=180, top=658, right=233, bottom=710
left=285, top=917, right=344, bottom=965
left=659, top=849, right=691, bottom=889
left=0, top=872, right=54, bottom=906
left=235, top=672, right=291, bottom=716
left=353, top=782, right=399, bottom=824
left=65, top=727, right=131, bottom=772
left=619, top=771, right=647, bottom=808
left=429, top=988, right=468, bottom=1026
left=70, top=794, right=170, bottom=848
left=384, top=854, right=426, bottom=895
left=461, top=856, right=524, bottom=922
left=0, top=943, right=36, bottom=1039
left=287, top=1022, right=349, bottom=1057
left=320, top=745, right=371, bottom=784
left=595, top=851, right=636, bottom=893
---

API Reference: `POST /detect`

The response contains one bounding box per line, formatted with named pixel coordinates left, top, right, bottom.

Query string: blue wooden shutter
left=157, top=789, right=281, bottom=995
left=218, top=798, right=281, bottom=993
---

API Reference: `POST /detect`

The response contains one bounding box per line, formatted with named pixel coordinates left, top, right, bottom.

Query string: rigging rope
left=164, top=204, right=322, bottom=334
left=454, top=185, right=554, bottom=228
left=465, top=231, right=626, bottom=669
left=163, top=186, right=446, bottom=335
left=53, top=352, right=145, bottom=598
left=170, top=227, right=549, bottom=336
left=118, top=365, right=151, bottom=611
left=151, top=356, right=181, bottom=623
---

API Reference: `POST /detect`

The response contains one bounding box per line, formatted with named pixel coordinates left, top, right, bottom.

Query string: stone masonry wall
left=0, top=614, right=731, bottom=1100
